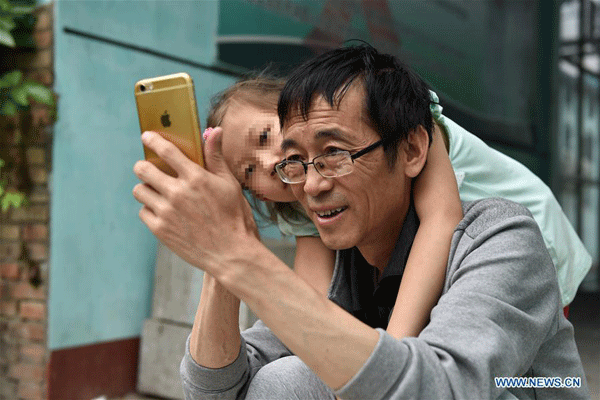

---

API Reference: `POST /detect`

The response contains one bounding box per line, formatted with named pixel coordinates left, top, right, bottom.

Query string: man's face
left=281, top=85, right=412, bottom=255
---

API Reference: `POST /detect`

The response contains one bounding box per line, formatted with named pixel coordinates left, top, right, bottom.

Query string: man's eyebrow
left=281, top=138, right=299, bottom=152
left=281, top=129, right=349, bottom=152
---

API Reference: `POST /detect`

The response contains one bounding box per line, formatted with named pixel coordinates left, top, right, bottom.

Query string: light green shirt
left=431, top=91, right=591, bottom=306
left=276, top=205, right=319, bottom=237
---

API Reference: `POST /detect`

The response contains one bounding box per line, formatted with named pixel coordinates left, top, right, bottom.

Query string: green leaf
left=0, top=99, right=17, bottom=115
left=1, top=70, right=22, bottom=86
left=0, top=0, right=11, bottom=12
left=10, top=86, right=28, bottom=105
left=0, top=158, right=5, bottom=169
left=10, top=5, right=35, bottom=14
left=23, top=82, right=54, bottom=106
left=1, top=191, right=25, bottom=212
left=0, top=28, right=15, bottom=47
left=0, top=15, right=16, bottom=31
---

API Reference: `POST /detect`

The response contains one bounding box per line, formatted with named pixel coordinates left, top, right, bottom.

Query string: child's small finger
left=203, top=127, right=214, bottom=142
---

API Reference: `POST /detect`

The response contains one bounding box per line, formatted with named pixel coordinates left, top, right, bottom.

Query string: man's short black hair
left=278, top=45, right=433, bottom=167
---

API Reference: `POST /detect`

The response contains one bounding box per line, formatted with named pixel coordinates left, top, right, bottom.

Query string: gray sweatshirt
left=180, top=198, right=590, bottom=399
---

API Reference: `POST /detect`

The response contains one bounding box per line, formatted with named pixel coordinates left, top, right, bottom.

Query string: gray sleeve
left=337, top=201, right=583, bottom=399
left=180, top=320, right=292, bottom=399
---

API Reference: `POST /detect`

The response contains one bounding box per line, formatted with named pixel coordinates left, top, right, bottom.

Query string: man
left=133, top=46, right=589, bottom=399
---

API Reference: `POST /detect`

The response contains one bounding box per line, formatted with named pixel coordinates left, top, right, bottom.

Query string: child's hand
left=203, top=127, right=215, bottom=142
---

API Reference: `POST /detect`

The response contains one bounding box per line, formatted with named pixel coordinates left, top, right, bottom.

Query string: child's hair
left=207, top=74, right=305, bottom=230
left=207, top=74, right=286, bottom=129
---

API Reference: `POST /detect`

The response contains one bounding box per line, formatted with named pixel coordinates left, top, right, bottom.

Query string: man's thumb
left=203, top=127, right=231, bottom=177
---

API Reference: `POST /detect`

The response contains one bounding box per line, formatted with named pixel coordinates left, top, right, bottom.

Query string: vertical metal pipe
left=594, top=1, right=600, bottom=288
left=597, top=11, right=600, bottom=288
left=576, top=0, right=586, bottom=235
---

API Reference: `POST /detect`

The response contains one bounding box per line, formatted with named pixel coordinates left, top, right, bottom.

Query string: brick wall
left=0, top=4, right=53, bottom=400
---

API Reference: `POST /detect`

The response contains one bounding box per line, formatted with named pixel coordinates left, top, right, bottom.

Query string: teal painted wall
left=49, top=0, right=237, bottom=350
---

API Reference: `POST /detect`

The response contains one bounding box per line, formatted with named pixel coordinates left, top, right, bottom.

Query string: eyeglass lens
left=280, top=152, right=353, bottom=182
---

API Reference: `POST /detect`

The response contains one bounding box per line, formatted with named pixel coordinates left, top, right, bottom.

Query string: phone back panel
left=134, top=73, right=204, bottom=176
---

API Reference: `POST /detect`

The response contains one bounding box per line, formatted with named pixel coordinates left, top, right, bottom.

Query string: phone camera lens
left=140, top=84, right=146, bottom=92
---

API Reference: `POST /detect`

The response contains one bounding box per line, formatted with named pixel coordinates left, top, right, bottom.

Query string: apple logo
left=161, top=111, right=171, bottom=127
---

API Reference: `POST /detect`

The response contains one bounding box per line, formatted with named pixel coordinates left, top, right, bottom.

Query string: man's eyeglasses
left=275, top=140, right=384, bottom=184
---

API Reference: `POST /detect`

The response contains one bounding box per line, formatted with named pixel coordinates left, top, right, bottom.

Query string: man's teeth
left=317, top=207, right=345, bottom=217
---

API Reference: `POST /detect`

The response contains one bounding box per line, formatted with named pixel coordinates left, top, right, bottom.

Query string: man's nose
left=303, top=164, right=333, bottom=197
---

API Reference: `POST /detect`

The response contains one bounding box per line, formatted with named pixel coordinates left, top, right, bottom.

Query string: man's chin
left=318, top=231, right=355, bottom=251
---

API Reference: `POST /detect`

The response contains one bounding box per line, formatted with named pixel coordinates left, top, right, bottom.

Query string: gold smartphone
left=134, top=72, right=204, bottom=176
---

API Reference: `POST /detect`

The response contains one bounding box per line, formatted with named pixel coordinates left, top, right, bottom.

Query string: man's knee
left=246, top=356, right=334, bottom=400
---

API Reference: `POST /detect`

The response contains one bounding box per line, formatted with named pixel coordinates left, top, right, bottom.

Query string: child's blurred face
left=221, top=102, right=296, bottom=203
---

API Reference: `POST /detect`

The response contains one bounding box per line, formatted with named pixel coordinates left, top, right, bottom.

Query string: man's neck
left=359, top=239, right=398, bottom=272
left=357, top=203, right=410, bottom=272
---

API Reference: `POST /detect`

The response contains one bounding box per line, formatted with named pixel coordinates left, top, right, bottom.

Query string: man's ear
left=402, top=125, right=429, bottom=178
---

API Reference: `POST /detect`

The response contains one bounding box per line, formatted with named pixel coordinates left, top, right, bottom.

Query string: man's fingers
left=133, top=159, right=177, bottom=196
left=138, top=204, right=160, bottom=232
left=132, top=182, right=164, bottom=210
left=141, top=131, right=195, bottom=179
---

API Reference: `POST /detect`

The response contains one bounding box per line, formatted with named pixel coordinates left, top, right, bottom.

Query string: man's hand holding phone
left=132, top=129, right=260, bottom=278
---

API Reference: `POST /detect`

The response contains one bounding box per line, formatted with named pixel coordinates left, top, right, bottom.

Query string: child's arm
left=386, top=123, right=463, bottom=339
left=294, top=236, right=336, bottom=296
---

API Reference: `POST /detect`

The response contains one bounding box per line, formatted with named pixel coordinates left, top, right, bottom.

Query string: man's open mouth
left=316, top=206, right=348, bottom=219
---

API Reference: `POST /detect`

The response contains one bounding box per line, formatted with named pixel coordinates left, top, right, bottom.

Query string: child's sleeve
left=430, top=88, right=592, bottom=306
left=276, top=207, right=320, bottom=237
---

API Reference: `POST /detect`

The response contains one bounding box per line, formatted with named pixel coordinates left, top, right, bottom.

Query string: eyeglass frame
left=275, top=139, right=384, bottom=184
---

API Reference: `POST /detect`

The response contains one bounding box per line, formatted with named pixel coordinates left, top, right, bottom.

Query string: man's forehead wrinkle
left=282, top=94, right=371, bottom=148
left=314, top=129, right=347, bottom=142
left=287, top=113, right=309, bottom=126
